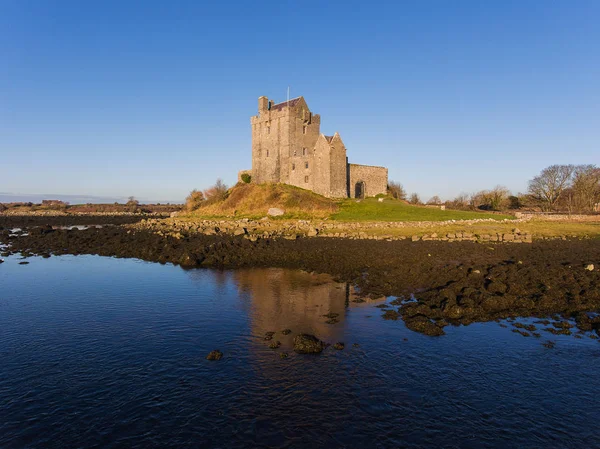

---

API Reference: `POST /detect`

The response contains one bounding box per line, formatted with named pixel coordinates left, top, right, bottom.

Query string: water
left=1, top=254, right=599, bottom=448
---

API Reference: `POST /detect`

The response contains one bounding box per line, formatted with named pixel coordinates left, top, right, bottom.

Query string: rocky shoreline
left=1, top=220, right=599, bottom=339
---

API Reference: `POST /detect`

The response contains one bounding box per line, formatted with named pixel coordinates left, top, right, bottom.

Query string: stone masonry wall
left=348, top=164, right=388, bottom=198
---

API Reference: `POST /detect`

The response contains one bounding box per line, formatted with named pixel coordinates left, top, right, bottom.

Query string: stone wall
left=515, top=213, right=600, bottom=222
left=348, top=164, right=388, bottom=198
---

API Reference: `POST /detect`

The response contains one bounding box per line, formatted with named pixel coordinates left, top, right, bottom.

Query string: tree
left=571, top=164, right=600, bottom=212
left=447, top=193, right=470, bottom=210
left=387, top=181, right=407, bottom=200
left=527, top=165, right=575, bottom=211
left=427, top=195, right=442, bottom=205
left=486, top=186, right=510, bottom=211
left=126, top=196, right=139, bottom=206
left=185, top=189, right=205, bottom=211
left=203, top=178, right=229, bottom=204
left=241, top=173, right=252, bottom=184
left=409, top=193, right=421, bottom=205
left=126, top=196, right=140, bottom=213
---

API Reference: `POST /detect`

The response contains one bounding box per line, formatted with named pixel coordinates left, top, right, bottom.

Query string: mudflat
left=1, top=219, right=599, bottom=337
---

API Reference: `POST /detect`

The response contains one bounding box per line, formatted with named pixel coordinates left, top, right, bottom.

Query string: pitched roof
left=270, top=97, right=301, bottom=111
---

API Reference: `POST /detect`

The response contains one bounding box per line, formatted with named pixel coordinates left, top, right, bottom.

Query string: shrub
left=241, top=173, right=252, bottom=184
left=185, top=189, right=205, bottom=211
left=387, top=181, right=407, bottom=200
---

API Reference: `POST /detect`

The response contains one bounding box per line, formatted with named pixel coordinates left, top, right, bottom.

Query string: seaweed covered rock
left=293, top=334, right=326, bottom=354
left=206, top=350, right=223, bottom=361
left=404, top=316, right=445, bottom=336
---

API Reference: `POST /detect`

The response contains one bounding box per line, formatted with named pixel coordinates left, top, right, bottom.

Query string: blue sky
left=1, top=0, right=599, bottom=203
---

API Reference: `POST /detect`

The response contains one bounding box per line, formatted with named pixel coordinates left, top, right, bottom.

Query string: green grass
left=331, top=198, right=513, bottom=222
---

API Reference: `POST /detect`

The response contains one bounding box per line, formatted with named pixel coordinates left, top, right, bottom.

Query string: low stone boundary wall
left=131, top=218, right=551, bottom=244
left=515, top=213, right=600, bottom=222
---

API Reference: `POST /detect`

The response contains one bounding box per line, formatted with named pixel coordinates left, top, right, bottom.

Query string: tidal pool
left=1, top=254, right=599, bottom=448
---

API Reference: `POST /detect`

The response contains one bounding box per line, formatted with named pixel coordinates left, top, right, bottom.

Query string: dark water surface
left=1, top=254, right=599, bottom=449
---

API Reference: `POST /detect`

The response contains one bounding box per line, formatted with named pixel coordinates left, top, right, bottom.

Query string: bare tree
left=126, top=196, right=139, bottom=206
left=527, top=165, right=575, bottom=211
left=203, top=178, right=229, bottom=204
left=447, top=193, right=470, bottom=210
left=427, top=195, right=442, bottom=205
left=572, top=164, right=600, bottom=212
left=387, top=181, right=407, bottom=200
left=409, top=193, right=421, bottom=205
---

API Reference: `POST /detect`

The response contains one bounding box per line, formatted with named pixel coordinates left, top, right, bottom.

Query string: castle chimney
left=258, top=96, right=268, bottom=113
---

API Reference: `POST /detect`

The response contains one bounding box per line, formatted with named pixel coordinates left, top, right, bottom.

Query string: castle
left=240, top=95, right=388, bottom=199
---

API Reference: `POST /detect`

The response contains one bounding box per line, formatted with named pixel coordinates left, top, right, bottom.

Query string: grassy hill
left=187, top=183, right=513, bottom=222
left=189, top=183, right=338, bottom=219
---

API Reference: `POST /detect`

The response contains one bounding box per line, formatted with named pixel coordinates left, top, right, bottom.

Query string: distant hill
left=0, top=193, right=182, bottom=205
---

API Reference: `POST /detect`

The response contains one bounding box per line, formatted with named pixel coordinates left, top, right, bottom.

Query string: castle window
left=293, top=149, right=297, bottom=157
left=267, top=126, right=270, bottom=135
left=303, top=126, right=307, bottom=134
left=304, top=176, right=309, bottom=183
left=305, top=162, right=309, bottom=169
left=292, top=163, right=295, bottom=171
left=267, top=150, right=269, bottom=157
left=302, top=147, right=307, bottom=156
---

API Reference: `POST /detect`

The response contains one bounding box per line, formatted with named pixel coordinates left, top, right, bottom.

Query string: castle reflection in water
left=184, top=267, right=386, bottom=343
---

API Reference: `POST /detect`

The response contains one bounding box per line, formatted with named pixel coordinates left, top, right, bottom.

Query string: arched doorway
left=355, top=181, right=366, bottom=199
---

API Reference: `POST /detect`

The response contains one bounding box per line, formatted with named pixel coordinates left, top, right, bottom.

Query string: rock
left=178, top=252, right=203, bottom=267
left=0, top=259, right=4, bottom=264
left=404, top=316, right=445, bottom=336
left=382, top=309, right=400, bottom=320
left=281, top=329, right=292, bottom=335
left=293, top=334, right=326, bottom=354
left=333, top=342, right=345, bottom=350
left=279, top=352, right=289, bottom=359
left=233, top=228, right=246, bottom=236
left=445, top=305, right=464, bottom=319
left=411, top=235, right=420, bottom=242
left=307, top=228, right=319, bottom=237
left=18, top=261, right=29, bottom=265
left=269, top=340, right=281, bottom=349
left=585, top=264, right=595, bottom=271
left=206, top=350, right=223, bottom=361
left=264, top=331, right=275, bottom=341
left=267, top=208, right=285, bottom=217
